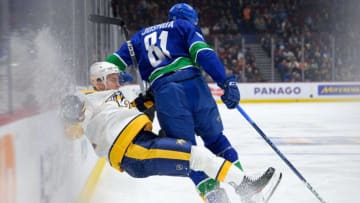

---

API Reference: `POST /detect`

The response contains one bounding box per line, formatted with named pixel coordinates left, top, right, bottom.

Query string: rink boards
left=212, top=82, right=360, bottom=103
left=0, top=81, right=359, bottom=203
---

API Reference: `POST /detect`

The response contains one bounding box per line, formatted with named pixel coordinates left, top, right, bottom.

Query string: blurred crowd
left=259, top=0, right=360, bottom=82
left=111, top=0, right=360, bottom=82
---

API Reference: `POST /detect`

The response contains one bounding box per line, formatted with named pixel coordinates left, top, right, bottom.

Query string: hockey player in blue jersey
left=62, top=61, right=279, bottom=203
left=105, top=3, right=279, bottom=203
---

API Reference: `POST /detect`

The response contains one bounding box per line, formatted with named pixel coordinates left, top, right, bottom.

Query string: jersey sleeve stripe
left=105, top=53, right=127, bottom=71
left=189, top=41, right=212, bottom=62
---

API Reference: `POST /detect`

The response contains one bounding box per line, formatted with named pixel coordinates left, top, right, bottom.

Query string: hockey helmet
left=90, top=61, right=120, bottom=87
left=168, top=3, right=198, bottom=25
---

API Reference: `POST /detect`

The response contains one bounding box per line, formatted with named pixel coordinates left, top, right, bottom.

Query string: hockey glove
left=218, top=75, right=240, bottom=109
left=64, top=123, right=84, bottom=140
left=119, top=71, right=133, bottom=84
left=131, top=89, right=155, bottom=121
left=60, top=95, right=86, bottom=123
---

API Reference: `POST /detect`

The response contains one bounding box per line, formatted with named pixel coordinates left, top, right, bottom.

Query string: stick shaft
left=236, top=105, right=326, bottom=203
left=88, top=14, right=145, bottom=93
left=88, top=14, right=125, bottom=26
left=122, top=28, right=145, bottom=93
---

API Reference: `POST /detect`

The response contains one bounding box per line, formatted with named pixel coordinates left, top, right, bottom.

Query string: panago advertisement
left=208, top=82, right=360, bottom=102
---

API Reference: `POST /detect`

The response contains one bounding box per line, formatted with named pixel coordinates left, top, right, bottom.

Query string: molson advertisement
left=318, top=84, right=360, bottom=95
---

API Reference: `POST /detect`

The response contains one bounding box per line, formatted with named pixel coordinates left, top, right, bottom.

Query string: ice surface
left=90, top=102, right=360, bottom=203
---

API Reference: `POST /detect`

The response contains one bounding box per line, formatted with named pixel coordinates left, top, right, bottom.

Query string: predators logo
left=105, top=90, right=131, bottom=108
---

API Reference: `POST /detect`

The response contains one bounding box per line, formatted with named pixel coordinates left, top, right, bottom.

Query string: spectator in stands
left=277, top=58, right=289, bottom=82
left=242, top=5, right=254, bottom=33
left=111, top=0, right=360, bottom=82
left=244, top=64, right=255, bottom=82
left=228, top=59, right=243, bottom=82
left=111, top=0, right=121, bottom=18
left=253, top=66, right=266, bottom=82
left=245, top=48, right=256, bottom=65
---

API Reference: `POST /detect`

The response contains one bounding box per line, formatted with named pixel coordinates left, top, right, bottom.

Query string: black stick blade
left=88, top=14, right=125, bottom=26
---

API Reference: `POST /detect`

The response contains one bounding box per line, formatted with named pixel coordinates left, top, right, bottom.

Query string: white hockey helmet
left=89, top=61, right=120, bottom=87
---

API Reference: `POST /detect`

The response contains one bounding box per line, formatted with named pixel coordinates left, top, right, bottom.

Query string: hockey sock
left=217, top=161, right=244, bottom=185
left=205, top=134, right=238, bottom=161
left=190, top=146, right=244, bottom=185
left=234, top=160, right=244, bottom=171
left=205, top=135, right=244, bottom=171
left=196, top=178, right=219, bottom=197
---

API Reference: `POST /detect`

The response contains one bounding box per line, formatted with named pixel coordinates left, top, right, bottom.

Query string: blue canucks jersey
left=106, top=19, right=227, bottom=85
left=106, top=19, right=240, bottom=189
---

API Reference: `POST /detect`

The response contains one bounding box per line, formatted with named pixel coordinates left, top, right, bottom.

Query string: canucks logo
left=176, top=139, right=187, bottom=145
left=105, top=91, right=130, bottom=108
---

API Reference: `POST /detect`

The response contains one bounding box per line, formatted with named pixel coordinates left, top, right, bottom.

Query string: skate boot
left=234, top=167, right=276, bottom=203
left=198, top=178, right=231, bottom=203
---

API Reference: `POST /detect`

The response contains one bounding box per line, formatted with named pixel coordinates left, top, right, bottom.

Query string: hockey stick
left=88, top=14, right=146, bottom=93
left=121, top=23, right=146, bottom=93
left=89, top=14, right=125, bottom=26
left=236, top=104, right=327, bottom=203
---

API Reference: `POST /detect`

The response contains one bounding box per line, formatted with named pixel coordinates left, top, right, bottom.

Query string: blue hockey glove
left=218, top=75, right=240, bottom=109
left=119, top=71, right=133, bottom=84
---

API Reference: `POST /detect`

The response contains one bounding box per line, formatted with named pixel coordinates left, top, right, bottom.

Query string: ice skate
left=232, top=167, right=280, bottom=203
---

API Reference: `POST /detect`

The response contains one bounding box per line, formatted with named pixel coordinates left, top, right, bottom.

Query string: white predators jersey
left=81, top=89, right=143, bottom=158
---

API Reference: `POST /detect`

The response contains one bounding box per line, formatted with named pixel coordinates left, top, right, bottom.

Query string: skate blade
left=243, top=171, right=282, bottom=203
left=262, top=171, right=282, bottom=203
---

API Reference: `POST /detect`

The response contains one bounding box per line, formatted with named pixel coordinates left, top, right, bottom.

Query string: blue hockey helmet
left=168, top=3, right=198, bottom=25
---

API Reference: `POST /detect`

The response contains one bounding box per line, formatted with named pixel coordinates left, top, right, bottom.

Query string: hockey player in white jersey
left=61, top=61, right=281, bottom=203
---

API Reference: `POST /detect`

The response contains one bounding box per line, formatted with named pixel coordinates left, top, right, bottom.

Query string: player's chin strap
left=235, top=104, right=327, bottom=203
